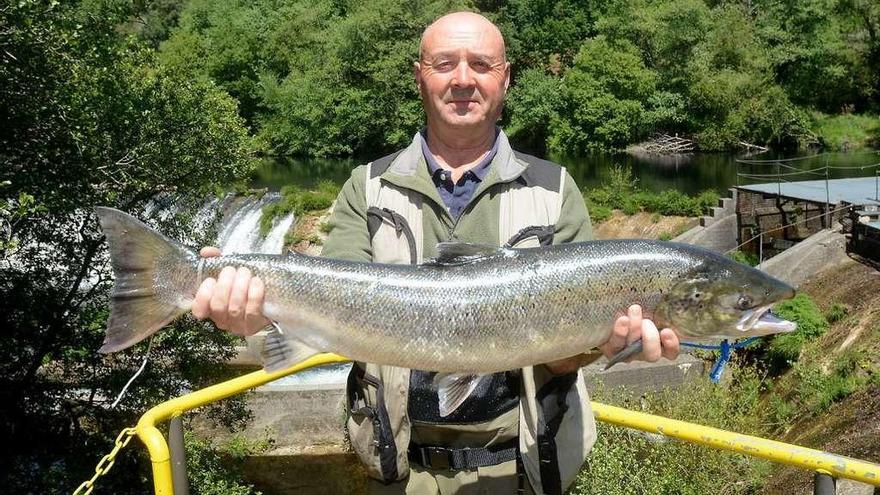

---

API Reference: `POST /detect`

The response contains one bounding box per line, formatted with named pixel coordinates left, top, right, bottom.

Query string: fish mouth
left=736, top=305, right=797, bottom=334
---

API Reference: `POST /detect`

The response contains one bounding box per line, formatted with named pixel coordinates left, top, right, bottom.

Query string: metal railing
left=135, top=354, right=880, bottom=495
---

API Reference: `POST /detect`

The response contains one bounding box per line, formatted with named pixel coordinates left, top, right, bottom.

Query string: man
left=193, top=12, right=679, bottom=494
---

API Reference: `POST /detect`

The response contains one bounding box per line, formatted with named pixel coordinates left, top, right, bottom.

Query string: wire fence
left=730, top=152, right=880, bottom=266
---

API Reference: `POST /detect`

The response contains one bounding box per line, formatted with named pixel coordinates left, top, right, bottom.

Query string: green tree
left=549, top=37, right=658, bottom=153
left=1, top=1, right=255, bottom=492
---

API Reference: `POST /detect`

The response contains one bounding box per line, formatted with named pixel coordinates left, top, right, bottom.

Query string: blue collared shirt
left=420, top=129, right=499, bottom=219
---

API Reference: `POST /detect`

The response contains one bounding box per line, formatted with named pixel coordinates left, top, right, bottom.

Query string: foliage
left=764, top=294, right=829, bottom=365
left=185, top=432, right=272, bottom=495
left=729, top=250, right=760, bottom=267
left=260, top=181, right=340, bottom=236
left=575, top=365, right=772, bottom=495
left=809, top=112, right=880, bottom=150
left=156, top=0, right=880, bottom=157
left=585, top=164, right=719, bottom=221
left=1, top=1, right=255, bottom=492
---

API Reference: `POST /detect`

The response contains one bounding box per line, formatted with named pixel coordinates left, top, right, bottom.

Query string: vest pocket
left=346, top=364, right=400, bottom=481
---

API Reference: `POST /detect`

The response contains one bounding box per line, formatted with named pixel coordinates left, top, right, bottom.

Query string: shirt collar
left=420, top=128, right=499, bottom=183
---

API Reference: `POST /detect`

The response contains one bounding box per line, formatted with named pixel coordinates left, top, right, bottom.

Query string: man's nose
left=451, top=60, right=475, bottom=87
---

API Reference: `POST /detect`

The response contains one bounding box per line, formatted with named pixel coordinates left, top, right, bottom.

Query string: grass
left=810, top=112, right=879, bottom=151
left=575, top=290, right=878, bottom=494
left=575, top=365, right=773, bottom=495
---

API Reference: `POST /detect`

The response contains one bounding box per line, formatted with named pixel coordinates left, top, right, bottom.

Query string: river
left=250, top=150, right=880, bottom=196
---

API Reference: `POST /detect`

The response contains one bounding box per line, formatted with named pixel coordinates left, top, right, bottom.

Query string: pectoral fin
left=434, top=372, right=488, bottom=417
left=261, top=322, right=321, bottom=373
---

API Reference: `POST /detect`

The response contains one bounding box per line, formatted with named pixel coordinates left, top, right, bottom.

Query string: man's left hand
left=545, top=304, right=680, bottom=375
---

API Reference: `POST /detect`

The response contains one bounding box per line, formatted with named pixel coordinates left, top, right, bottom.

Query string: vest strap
left=407, top=439, right=519, bottom=471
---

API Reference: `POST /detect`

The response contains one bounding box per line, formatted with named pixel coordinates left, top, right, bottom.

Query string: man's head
left=415, top=12, right=510, bottom=136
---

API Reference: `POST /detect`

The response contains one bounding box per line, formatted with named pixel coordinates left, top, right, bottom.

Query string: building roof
left=736, top=177, right=880, bottom=206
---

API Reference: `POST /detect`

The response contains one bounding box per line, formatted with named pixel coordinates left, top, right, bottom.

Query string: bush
left=259, top=181, right=340, bottom=236
left=186, top=433, right=272, bottom=495
left=729, top=250, right=759, bottom=266
left=765, top=294, right=828, bottom=364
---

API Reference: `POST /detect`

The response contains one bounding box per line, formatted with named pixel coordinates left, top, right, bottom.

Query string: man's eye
left=471, top=61, right=491, bottom=72
left=434, top=61, right=454, bottom=71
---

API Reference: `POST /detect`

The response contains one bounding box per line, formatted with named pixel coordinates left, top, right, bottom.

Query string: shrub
left=765, top=294, right=828, bottom=364
left=185, top=432, right=272, bottom=495
left=259, top=181, right=340, bottom=236
left=729, top=250, right=759, bottom=267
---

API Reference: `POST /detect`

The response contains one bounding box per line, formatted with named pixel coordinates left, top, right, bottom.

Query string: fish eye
left=737, top=295, right=754, bottom=310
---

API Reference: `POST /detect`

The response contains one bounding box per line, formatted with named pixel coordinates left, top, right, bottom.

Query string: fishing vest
left=344, top=134, right=596, bottom=495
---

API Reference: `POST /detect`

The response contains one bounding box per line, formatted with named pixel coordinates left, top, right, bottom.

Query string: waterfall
left=217, top=193, right=295, bottom=255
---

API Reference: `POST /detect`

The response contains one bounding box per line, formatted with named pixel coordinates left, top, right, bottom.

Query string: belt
left=407, top=439, right=519, bottom=470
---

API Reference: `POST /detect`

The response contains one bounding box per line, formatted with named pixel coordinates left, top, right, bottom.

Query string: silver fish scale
left=195, top=240, right=701, bottom=373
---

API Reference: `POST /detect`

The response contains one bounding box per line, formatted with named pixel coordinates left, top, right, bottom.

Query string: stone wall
left=735, top=189, right=847, bottom=259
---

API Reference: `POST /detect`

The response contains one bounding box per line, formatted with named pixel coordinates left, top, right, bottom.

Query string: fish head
left=655, top=255, right=797, bottom=341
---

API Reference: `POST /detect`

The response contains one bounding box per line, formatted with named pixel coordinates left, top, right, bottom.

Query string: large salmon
left=95, top=207, right=795, bottom=415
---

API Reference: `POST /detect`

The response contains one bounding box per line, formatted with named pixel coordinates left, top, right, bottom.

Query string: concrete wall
left=673, top=190, right=738, bottom=253
left=760, top=228, right=849, bottom=287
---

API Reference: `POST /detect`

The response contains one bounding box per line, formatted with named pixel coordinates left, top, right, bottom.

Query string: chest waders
left=344, top=133, right=597, bottom=495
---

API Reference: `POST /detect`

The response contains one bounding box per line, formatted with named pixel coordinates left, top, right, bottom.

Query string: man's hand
left=545, top=305, right=680, bottom=375
left=191, top=247, right=271, bottom=336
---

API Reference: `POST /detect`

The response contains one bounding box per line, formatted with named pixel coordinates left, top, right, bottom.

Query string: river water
left=250, top=150, right=880, bottom=195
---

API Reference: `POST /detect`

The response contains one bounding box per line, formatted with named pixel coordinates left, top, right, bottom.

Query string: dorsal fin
left=426, top=242, right=506, bottom=266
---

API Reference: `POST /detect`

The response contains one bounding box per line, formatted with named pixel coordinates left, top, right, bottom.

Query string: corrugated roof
left=736, top=177, right=880, bottom=206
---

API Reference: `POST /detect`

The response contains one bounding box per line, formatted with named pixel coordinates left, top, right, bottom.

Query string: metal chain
left=72, top=427, right=137, bottom=495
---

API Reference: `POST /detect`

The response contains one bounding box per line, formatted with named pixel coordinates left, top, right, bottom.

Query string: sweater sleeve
left=321, top=165, right=373, bottom=263
left=554, top=170, right=593, bottom=244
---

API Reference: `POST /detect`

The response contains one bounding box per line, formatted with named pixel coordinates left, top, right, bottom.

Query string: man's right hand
left=191, top=247, right=271, bottom=336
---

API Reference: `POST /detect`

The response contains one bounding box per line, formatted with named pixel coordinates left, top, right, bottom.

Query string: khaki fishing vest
left=345, top=149, right=596, bottom=495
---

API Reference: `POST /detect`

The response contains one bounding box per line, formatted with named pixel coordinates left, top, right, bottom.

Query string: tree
left=1, top=1, right=255, bottom=492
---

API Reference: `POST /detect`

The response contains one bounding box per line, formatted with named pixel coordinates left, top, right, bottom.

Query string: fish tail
left=95, top=207, right=195, bottom=353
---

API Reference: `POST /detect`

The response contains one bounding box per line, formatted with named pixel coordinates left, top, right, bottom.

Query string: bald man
left=194, top=11, right=679, bottom=494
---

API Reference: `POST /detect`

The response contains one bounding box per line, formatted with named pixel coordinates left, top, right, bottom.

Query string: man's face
left=415, top=16, right=510, bottom=134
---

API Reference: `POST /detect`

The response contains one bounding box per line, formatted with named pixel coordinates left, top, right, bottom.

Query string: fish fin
left=95, top=207, right=195, bottom=353
left=427, top=242, right=507, bottom=266
left=261, top=323, right=321, bottom=373
left=434, top=372, right=487, bottom=417
left=603, top=339, right=644, bottom=370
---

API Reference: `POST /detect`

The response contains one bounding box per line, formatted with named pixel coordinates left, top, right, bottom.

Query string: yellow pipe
left=590, top=401, right=880, bottom=486
left=135, top=354, right=351, bottom=495
left=137, top=355, right=880, bottom=493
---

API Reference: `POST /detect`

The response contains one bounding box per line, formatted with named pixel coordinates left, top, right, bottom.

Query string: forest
left=155, top=0, right=879, bottom=156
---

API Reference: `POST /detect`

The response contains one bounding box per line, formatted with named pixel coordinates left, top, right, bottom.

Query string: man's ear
left=503, top=62, right=511, bottom=91
left=413, top=62, right=422, bottom=88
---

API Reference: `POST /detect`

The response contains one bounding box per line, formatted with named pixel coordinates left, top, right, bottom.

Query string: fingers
left=607, top=315, right=630, bottom=353
left=200, top=246, right=221, bottom=258
left=192, top=265, right=268, bottom=336
left=659, top=328, right=680, bottom=361
left=600, top=304, right=680, bottom=364
left=210, top=266, right=236, bottom=330
left=626, top=304, right=643, bottom=345
left=192, top=277, right=216, bottom=320
left=244, top=276, right=269, bottom=336
left=639, top=319, right=661, bottom=362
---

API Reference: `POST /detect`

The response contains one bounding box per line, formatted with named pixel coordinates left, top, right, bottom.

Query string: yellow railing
left=136, top=355, right=880, bottom=494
